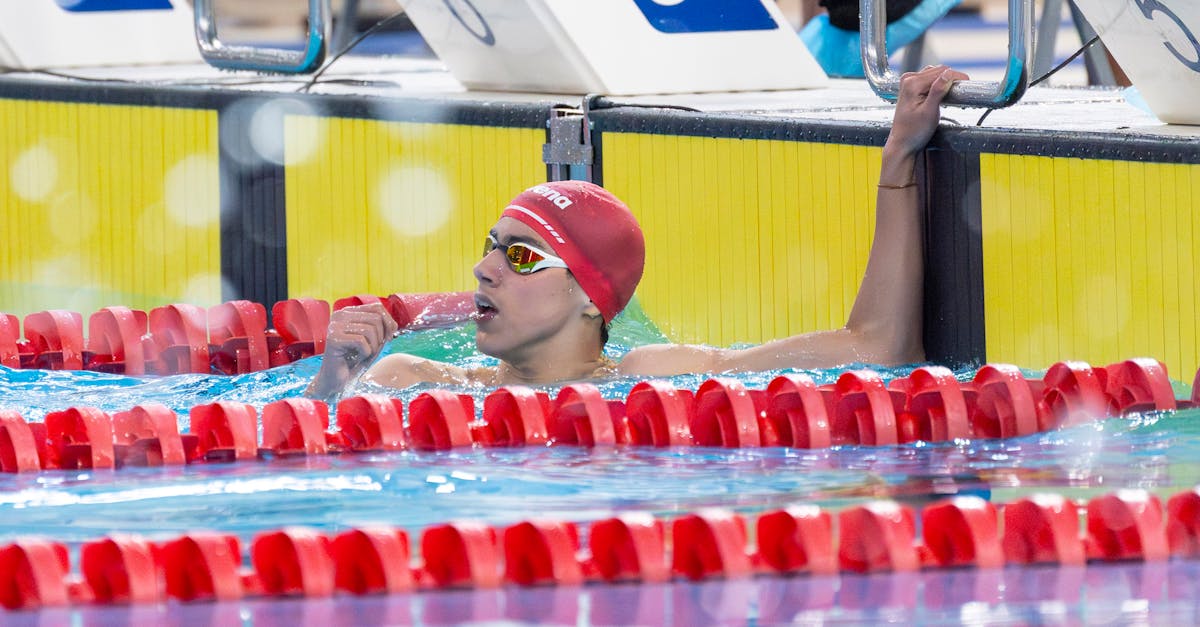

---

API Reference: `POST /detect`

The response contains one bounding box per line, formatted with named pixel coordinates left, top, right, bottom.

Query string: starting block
left=401, top=0, right=827, bottom=94
left=0, top=1, right=200, bottom=69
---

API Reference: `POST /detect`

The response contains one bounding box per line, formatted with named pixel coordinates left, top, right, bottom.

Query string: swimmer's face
left=472, top=217, right=594, bottom=362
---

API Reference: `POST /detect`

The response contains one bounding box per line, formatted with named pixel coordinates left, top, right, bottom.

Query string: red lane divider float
left=1001, top=494, right=1086, bottom=565
left=84, top=307, right=148, bottom=375
left=420, top=522, right=502, bottom=588
left=330, top=526, right=414, bottom=595
left=764, top=374, right=830, bottom=449
left=0, top=409, right=45, bottom=472
left=550, top=384, right=625, bottom=446
left=756, top=505, right=837, bottom=575
left=0, top=291, right=473, bottom=377
left=585, top=512, right=669, bottom=582
left=271, top=297, right=330, bottom=366
left=208, top=300, right=271, bottom=375
left=1085, top=490, right=1169, bottom=562
left=1, top=358, right=1199, bottom=475
left=23, top=310, right=84, bottom=371
left=190, top=402, right=259, bottom=463
left=831, top=370, right=899, bottom=446
left=671, top=509, right=752, bottom=580
left=408, top=391, right=475, bottom=451
left=335, top=395, right=407, bottom=452
left=624, top=380, right=694, bottom=446
left=43, top=407, right=115, bottom=470
left=920, top=496, right=1004, bottom=569
left=0, top=313, right=22, bottom=369
left=895, top=366, right=971, bottom=443
left=966, top=364, right=1040, bottom=439
left=1103, top=358, right=1178, bottom=415
left=112, top=404, right=188, bottom=466
left=1039, top=361, right=1109, bottom=430
left=481, top=386, right=552, bottom=447
left=147, top=304, right=210, bottom=375
left=837, top=501, right=920, bottom=573
left=7, top=486, right=1200, bottom=610
left=81, top=535, right=159, bottom=604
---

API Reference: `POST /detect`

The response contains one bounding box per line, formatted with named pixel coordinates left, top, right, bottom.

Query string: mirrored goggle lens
left=483, top=236, right=550, bottom=274
left=505, top=243, right=546, bottom=273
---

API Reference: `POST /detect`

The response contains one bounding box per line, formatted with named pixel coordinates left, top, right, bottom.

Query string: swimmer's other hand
left=888, top=65, right=969, bottom=156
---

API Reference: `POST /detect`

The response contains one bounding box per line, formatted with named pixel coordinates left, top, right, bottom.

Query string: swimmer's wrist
left=305, top=368, right=349, bottom=406
left=878, top=147, right=917, bottom=190
left=304, top=380, right=340, bottom=406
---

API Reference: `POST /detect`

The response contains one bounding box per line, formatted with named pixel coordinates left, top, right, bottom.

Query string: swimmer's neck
left=366, top=348, right=614, bottom=390
left=486, top=355, right=614, bottom=386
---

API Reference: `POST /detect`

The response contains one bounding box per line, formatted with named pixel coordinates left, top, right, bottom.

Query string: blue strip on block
left=55, top=0, right=173, bottom=12
left=633, top=0, right=778, bottom=34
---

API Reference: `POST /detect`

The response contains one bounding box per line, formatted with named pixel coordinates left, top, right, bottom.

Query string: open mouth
left=473, top=293, right=498, bottom=321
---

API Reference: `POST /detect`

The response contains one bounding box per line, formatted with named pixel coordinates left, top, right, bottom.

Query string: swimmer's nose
left=473, top=249, right=503, bottom=285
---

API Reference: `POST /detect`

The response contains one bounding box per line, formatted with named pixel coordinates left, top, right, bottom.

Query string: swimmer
left=306, top=65, right=969, bottom=400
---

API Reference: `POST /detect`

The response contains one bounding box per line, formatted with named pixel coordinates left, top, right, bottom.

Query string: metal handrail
left=860, top=0, right=1033, bottom=108
left=194, top=0, right=329, bottom=74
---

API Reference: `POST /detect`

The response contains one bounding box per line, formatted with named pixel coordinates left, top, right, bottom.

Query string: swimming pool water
left=1, top=309, right=1198, bottom=540
left=2, top=399, right=1195, bottom=541
left=2, top=308, right=1199, bottom=622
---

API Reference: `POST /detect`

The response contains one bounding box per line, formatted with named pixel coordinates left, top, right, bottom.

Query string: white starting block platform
left=0, top=0, right=1196, bottom=130
left=398, top=0, right=827, bottom=94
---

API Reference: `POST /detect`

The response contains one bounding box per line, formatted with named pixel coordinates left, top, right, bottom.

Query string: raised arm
left=305, top=302, right=472, bottom=400
left=619, top=65, right=968, bottom=377
left=304, top=303, right=399, bottom=403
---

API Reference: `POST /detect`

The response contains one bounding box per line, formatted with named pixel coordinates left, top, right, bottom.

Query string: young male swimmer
left=306, top=65, right=968, bottom=399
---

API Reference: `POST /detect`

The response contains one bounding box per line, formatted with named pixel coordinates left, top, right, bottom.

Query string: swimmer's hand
left=886, top=65, right=969, bottom=157
left=305, top=303, right=399, bottom=403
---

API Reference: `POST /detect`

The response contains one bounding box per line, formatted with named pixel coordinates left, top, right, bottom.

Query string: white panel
left=399, top=0, right=827, bottom=95
left=0, top=1, right=200, bottom=69
left=1074, top=0, right=1200, bottom=125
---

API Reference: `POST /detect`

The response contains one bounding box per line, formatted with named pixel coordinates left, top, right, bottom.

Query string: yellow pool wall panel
left=603, top=133, right=881, bottom=347
left=980, top=153, right=1199, bottom=379
left=0, top=99, right=220, bottom=319
left=283, top=116, right=545, bottom=302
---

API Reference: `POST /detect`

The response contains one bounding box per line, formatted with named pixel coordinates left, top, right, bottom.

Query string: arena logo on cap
left=527, top=185, right=573, bottom=209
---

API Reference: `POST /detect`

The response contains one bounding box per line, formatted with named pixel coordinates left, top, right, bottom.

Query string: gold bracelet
left=878, top=181, right=917, bottom=190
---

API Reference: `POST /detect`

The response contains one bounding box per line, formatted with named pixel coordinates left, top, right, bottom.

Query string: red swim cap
left=500, top=181, right=645, bottom=323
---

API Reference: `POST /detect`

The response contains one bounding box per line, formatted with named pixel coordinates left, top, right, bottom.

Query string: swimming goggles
left=482, top=235, right=569, bottom=275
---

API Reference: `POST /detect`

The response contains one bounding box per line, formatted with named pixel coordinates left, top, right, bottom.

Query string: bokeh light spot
left=373, top=165, right=454, bottom=237
left=164, top=154, right=220, bottom=228
left=11, top=143, right=59, bottom=202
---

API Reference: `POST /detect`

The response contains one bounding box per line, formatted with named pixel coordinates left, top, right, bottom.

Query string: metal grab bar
left=860, top=0, right=1033, bottom=108
left=194, top=0, right=329, bottom=74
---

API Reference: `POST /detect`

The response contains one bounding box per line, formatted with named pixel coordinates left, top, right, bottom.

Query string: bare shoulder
left=363, top=353, right=471, bottom=389
left=617, top=343, right=724, bottom=378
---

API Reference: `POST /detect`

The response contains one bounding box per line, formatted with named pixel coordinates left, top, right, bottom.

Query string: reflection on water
left=7, top=561, right=1200, bottom=626
left=0, top=405, right=1196, bottom=543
